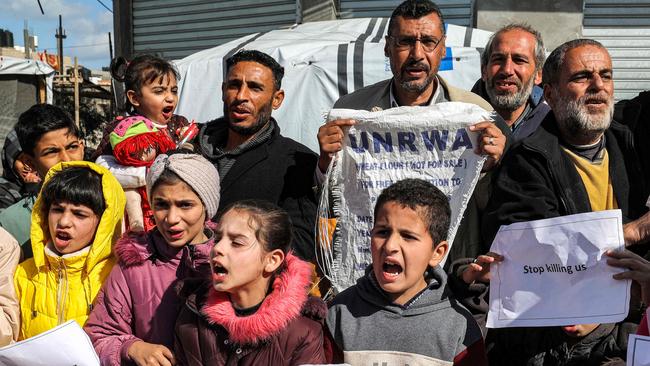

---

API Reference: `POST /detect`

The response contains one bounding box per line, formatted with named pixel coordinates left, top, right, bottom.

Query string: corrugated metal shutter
left=132, top=0, right=298, bottom=60
left=300, top=0, right=337, bottom=22
left=339, top=0, right=474, bottom=27
left=583, top=0, right=650, bottom=100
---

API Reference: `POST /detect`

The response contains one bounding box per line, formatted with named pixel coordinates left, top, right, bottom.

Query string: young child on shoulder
left=326, top=178, right=487, bottom=366
left=94, top=55, right=191, bottom=159
left=14, top=161, right=126, bottom=340
left=174, top=200, right=327, bottom=365
left=94, top=55, right=197, bottom=214
left=85, top=151, right=220, bottom=366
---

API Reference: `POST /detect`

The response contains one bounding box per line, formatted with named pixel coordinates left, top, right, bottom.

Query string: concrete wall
left=476, top=0, right=584, bottom=51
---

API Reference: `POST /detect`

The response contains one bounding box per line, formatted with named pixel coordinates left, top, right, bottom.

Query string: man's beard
left=398, top=61, right=435, bottom=93
left=553, top=91, right=613, bottom=138
left=224, top=102, right=273, bottom=136
left=485, top=73, right=535, bottom=111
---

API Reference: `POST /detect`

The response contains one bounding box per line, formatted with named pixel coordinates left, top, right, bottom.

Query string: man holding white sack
left=317, top=0, right=509, bottom=265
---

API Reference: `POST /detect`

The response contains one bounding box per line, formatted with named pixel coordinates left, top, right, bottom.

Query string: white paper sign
left=628, top=334, right=650, bottom=366
left=0, top=320, right=99, bottom=366
left=487, top=210, right=630, bottom=328
left=318, top=103, right=490, bottom=292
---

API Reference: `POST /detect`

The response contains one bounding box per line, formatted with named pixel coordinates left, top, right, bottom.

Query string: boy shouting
left=327, top=178, right=486, bottom=365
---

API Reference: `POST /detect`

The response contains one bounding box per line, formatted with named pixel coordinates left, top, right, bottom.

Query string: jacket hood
left=30, top=161, right=126, bottom=272
left=113, top=231, right=151, bottom=267
left=354, top=265, right=454, bottom=316
left=201, top=252, right=312, bottom=345
left=1, top=130, right=22, bottom=184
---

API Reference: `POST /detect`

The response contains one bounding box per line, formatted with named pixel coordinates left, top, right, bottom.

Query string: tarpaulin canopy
left=0, top=57, right=56, bottom=165
left=174, top=18, right=493, bottom=152
left=0, top=56, right=55, bottom=104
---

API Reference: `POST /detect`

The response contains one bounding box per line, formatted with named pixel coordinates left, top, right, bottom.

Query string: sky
left=0, top=0, right=113, bottom=70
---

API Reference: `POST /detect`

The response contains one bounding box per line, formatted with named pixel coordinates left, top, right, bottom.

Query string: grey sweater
left=326, top=265, right=487, bottom=366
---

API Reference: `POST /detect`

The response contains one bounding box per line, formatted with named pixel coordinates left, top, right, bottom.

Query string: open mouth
left=212, top=264, right=229, bottom=282
left=230, top=105, right=252, bottom=120
left=54, top=231, right=72, bottom=247
left=382, top=259, right=403, bottom=278
left=404, top=67, right=426, bottom=77
left=161, top=106, right=174, bottom=120
left=585, top=98, right=607, bottom=106
left=213, top=264, right=228, bottom=276
left=167, top=229, right=184, bottom=240
left=495, top=80, right=519, bottom=88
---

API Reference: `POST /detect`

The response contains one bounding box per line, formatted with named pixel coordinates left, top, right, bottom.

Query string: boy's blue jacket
left=326, top=265, right=487, bottom=365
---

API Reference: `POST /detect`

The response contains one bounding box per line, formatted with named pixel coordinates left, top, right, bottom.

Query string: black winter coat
left=483, top=112, right=647, bottom=246
left=197, top=118, right=318, bottom=261
left=487, top=322, right=635, bottom=366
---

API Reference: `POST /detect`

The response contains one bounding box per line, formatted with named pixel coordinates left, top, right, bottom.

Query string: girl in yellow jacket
left=14, top=161, right=125, bottom=339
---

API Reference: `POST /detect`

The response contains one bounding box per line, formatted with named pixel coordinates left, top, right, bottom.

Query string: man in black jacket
left=197, top=50, right=318, bottom=262
left=474, top=38, right=649, bottom=365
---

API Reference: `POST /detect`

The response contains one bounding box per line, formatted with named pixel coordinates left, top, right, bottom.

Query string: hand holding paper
left=487, top=210, right=630, bottom=328
left=606, top=249, right=650, bottom=304
left=462, top=252, right=504, bottom=284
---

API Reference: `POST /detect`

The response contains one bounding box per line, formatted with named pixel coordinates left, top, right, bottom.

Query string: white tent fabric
left=174, top=19, right=493, bottom=152
left=0, top=56, right=55, bottom=104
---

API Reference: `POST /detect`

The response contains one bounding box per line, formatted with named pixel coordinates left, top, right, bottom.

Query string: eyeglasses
left=387, top=35, right=445, bottom=52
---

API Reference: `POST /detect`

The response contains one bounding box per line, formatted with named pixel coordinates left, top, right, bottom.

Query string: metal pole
left=23, top=20, right=30, bottom=59
left=108, top=32, right=115, bottom=117
left=108, top=32, right=113, bottom=61
left=55, top=15, right=66, bottom=75
left=74, top=57, right=80, bottom=127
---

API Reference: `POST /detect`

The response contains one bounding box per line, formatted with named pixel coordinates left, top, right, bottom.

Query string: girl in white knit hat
left=85, top=150, right=221, bottom=366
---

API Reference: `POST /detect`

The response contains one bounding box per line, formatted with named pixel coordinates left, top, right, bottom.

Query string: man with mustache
left=472, top=24, right=551, bottom=143
left=317, top=0, right=509, bottom=266
left=470, top=39, right=649, bottom=365
left=484, top=38, right=648, bottom=249
left=197, top=50, right=318, bottom=263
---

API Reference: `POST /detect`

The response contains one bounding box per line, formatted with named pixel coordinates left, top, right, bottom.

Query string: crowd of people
left=0, top=0, right=647, bottom=365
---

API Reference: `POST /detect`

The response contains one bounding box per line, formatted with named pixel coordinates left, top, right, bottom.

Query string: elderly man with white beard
left=482, top=39, right=648, bottom=248
left=457, top=38, right=650, bottom=365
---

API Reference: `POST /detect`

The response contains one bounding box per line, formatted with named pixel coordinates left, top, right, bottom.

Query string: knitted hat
left=146, top=153, right=221, bottom=218
left=109, top=115, right=157, bottom=148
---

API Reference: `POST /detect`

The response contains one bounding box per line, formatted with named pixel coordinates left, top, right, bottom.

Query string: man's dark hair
left=15, top=104, right=80, bottom=156
left=374, top=178, right=450, bottom=245
left=225, top=50, right=285, bottom=90
left=388, top=0, right=446, bottom=36
left=481, top=23, right=546, bottom=72
left=542, top=38, right=607, bottom=86
left=41, top=165, right=106, bottom=217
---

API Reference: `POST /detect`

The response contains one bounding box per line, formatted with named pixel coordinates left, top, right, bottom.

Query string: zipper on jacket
left=55, top=259, right=68, bottom=325
left=188, top=244, right=196, bottom=270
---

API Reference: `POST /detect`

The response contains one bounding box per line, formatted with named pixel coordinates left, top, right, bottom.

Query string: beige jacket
left=333, top=76, right=494, bottom=112
left=0, top=227, right=20, bottom=345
